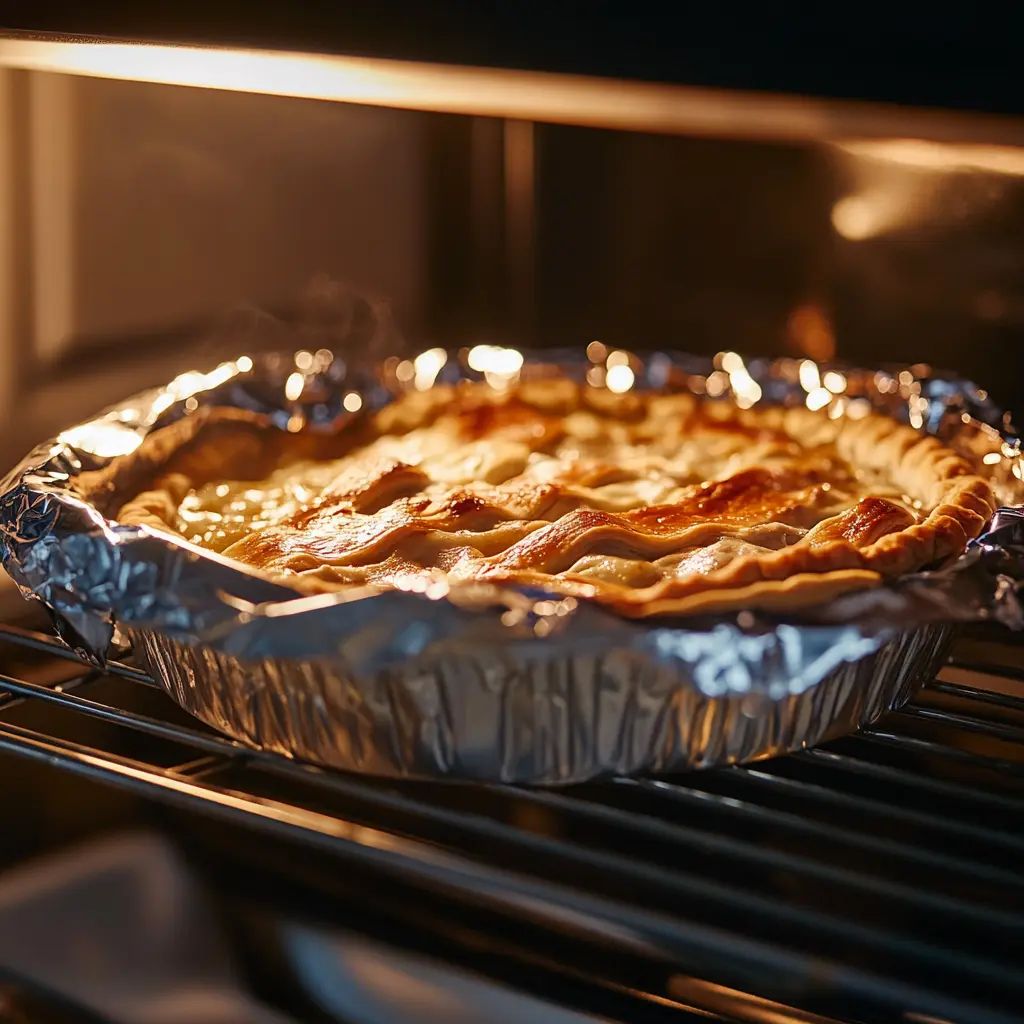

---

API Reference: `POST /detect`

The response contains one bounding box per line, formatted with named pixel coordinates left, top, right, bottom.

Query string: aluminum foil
left=1, top=337, right=1022, bottom=784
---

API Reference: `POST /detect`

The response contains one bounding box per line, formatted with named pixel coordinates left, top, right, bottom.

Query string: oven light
left=831, top=193, right=895, bottom=240
left=805, top=387, right=832, bottom=412
left=284, top=372, right=305, bottom=402
left=836, top=139, right=1024, bottom=176
left=719, top=351, right=744, bottom=374
left=413, top=347, right=448, bottom=390
left=57, top=420, right=143, bottom=457
left=467, top=345, right=523, bottom=376
left=4, top=36, right=1024, bottom=146
left=150, top=361, right=241, bottom=417
left=798, top=359, right=820, bottom=393
left=705, top=371, right=728, bottom=398
left=822, top=371, right=847, bottom=393
left=605, top=363, right=635, bottom=393
left=729, top=370, right=761, bottom=409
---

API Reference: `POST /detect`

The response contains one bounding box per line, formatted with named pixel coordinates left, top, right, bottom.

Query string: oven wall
left=2, top=69, right=1023, bottom=468
left=0, top=69, right=434, bottom=463
left=532, top=126, right=1024, bottom=414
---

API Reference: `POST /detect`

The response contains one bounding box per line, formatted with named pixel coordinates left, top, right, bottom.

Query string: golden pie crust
left=116, top=380, right=996, bottom=618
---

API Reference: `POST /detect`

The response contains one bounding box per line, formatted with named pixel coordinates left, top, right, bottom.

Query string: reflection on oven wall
left=74, top=76, right=427, bottom=343
left=531, top=127, right=1024, bottom=417
left=0, top=69, right=431, bottom=464
left=532, top=127, right=837, bottom=356
left=827, top=139, right=1024, bottom=416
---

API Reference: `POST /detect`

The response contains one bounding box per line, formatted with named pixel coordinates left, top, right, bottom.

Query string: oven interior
left=0, top=33, right=1022, bottom=1024
left=1, top=54, right=1023, bottom=466
left=0, top=609, right=1022, bottom=1023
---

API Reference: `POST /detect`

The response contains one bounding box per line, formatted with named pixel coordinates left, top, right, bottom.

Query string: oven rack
left=0, top=621, right=1021, bottom=1024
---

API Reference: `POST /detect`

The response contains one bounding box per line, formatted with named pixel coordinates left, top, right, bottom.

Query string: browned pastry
left=116, top=380, right=996, bottom=617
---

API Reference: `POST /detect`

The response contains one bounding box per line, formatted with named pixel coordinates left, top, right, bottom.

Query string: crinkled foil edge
left=0, top=343, right=1021, bottom=782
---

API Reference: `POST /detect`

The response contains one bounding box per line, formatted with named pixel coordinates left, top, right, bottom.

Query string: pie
left=115, top=378, right=996, bottom=618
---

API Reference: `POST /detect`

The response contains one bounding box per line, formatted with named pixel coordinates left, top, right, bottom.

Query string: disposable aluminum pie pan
left=132, top=618, right=952, bottom=780
left=1, top=339, right=1022, bottom=784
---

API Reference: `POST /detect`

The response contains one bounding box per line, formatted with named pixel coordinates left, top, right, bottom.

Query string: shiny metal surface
left=0, top=344, right=1021, bottom=781
left=134, top=619, right=952, bottom=781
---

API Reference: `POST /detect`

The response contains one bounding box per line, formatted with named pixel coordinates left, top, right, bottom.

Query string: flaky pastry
left=116, top=380, right=996, bottom=618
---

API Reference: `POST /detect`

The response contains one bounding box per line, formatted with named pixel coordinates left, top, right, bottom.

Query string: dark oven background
left=4, top=70, right=1023, bottom=466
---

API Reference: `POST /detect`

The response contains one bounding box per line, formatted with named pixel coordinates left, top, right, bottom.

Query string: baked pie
left=117, top=379, right=996, bottom=618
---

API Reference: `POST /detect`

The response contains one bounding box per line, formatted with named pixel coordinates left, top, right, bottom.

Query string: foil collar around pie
left=0, top=336, right=1021, bottom=783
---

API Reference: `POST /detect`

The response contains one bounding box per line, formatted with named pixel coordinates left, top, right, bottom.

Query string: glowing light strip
left=3, top=36, right=1024, bottom=145
left=835, top=138, right=1024, bottom=175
